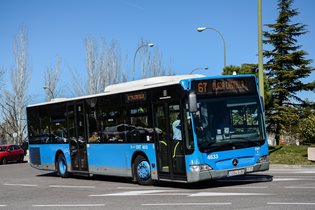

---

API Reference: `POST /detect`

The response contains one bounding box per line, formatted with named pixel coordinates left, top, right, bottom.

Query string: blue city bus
left=27, top=74, right=269, bottom=185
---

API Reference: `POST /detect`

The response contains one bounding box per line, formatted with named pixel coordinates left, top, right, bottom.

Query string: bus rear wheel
left=56, top=153, right=68, bottom=178
left=134, top=155, right=153, bottom=185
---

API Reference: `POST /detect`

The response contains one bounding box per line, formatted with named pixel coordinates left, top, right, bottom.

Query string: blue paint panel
left=87, top=143, right=157, bottom=169
left=29, top=144, right=70, bottom=165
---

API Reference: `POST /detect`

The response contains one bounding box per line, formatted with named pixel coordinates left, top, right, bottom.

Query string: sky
left=0, top=0, right=314, bottom=104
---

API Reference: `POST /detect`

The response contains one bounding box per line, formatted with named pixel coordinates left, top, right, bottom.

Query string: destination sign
left=126, top=92, right=146, bottom=103
left=192, top=77, right=256, bottom=96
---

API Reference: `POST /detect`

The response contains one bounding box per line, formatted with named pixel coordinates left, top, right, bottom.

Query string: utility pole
left=258, top=0, right=265, bottom=103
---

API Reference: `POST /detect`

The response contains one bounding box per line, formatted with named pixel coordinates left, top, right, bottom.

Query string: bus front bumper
left=187, top=162, right=269, bottom=183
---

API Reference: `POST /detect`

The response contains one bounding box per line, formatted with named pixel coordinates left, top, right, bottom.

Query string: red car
left=0, top=144, right=24, bottom=164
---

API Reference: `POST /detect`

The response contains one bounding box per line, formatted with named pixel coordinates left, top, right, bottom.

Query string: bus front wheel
left=134, top=155, right=153, bottom=185
left=56, top=153, right=69, bottom=178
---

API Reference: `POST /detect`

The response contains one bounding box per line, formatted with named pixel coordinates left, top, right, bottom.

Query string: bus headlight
left=257, top=155, right=269, bottom=163
left=190, top=164, right=212, bottom=172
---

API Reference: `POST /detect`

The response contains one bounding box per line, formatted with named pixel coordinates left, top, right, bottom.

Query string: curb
left=270, top=164, right=315, bottom=169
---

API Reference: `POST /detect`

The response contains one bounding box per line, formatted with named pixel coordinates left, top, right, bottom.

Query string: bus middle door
left=67, top=103, right=88, bottom=172
left=154, top=102, right=186, bottom=181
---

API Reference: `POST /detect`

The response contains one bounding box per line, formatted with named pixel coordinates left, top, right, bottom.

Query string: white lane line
left=117, top=187, right=159, bottom=190
left=49, top=185, right=95, bottom=189
left=0, top=205, right=8, bottom=207
left=273, top=178, right=314, bottom=181
left=222, top=186, right=268, bottom=189
left=90, top=190, right=274, bottom=197
left=142, top=203, right=232, bottom=206
left=285, top=186, right=315, bottom=189
left=141, top=193, right=191, bottom=196
left=268, top=202, right=315, bottom=205
left=90, top=190, right=185, bottom=197
left=276, top=176, right=315, bottom=178
left=33, top=204, right=105, bottom=207
left=190, top=192, right=273, bottom=197
left=3, top=183, right=38, bottom=187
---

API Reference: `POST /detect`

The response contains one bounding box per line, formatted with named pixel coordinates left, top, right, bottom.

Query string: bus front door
left=154, top=103, right=186, bottom=181
left=67, top=103, right=88, bottom=172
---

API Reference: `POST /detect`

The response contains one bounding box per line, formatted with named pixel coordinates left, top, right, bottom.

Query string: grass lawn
left=269, top=145, right=315, bottom=165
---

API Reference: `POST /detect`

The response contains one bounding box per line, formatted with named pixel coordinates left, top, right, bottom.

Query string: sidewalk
left=24, top=153, right=30, bottom=163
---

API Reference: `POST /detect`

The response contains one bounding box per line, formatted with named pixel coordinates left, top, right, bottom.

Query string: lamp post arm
left=132, top=44, right=154, bottom=80
left=43, top=86, right=55, bottom=100
left=190, top=67, right=209, bottom=74
left=207, top=28, right=226, bottom=67
left=197, top=27, right=226, bottom=68
left=132, top=46, right=143, bottom=81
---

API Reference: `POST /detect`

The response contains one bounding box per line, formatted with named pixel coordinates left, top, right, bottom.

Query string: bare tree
left=137, top=39, right=174, bottom=79
left=43, top=56, right=61, bottom=101
left=0, top=68, right=5, bottom=144
left=104, top=40, right=123, bottom=85
left=0, top=68, right=4, bottom=89
left=72, top=38, right=124, bottom=96
left=0, top=26, right=31, bottom=144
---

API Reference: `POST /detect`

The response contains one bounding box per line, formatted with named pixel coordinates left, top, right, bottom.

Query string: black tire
left=133, top=155, right=153, bottom=185
left=2, top=157, right=7, bottom=165
left=56, top=153, right=69, bottom=178
left=18, top=155, right=24, bottom=163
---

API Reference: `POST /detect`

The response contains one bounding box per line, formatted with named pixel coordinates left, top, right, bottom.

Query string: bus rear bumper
left=187, top=162, right=269, bottom=183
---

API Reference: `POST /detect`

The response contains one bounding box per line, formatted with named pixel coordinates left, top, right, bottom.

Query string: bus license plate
left=228, top=169, right=245, bottom=177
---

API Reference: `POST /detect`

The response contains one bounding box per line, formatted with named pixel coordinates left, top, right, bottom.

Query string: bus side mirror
left=189, top=91, right=197, bottom=113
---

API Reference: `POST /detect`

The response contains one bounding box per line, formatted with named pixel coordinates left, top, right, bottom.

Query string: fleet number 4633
left=207, top=154, right=219, bottom=160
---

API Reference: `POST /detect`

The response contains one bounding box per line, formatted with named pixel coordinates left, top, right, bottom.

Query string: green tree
left=263, top=0, right=315, bottom=145
left=223, top=64, right=257, bottom=75
left=223, top=64, right=272, bottom=107
left=298, top=114, right=315, bottom=144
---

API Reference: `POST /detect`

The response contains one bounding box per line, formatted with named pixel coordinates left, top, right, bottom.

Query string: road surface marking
left=273, top=178, right=314, bottom=181
left=140, top=193, right=191, bottom=196
left=90, top=190, right=185, bottom=197
left=3, top=183, right=38, bottom=187
left=189, top=192, right=273, bottom=197
left=142, top=203, right=232, bottom=206
left=222, top=186, right=268, bottom=189
left=49, top=185, right=95, bottom=189
left=268, top=202, right=315, bottom=205
left=285, top=186, right=315, bottom=189
left=90, top=190, right=274, bottom=197
left=0, top=205, right=7, bottom=207
left=33, top=204, right=106, bottom=207
left=117, top=186, right=159, bottom=190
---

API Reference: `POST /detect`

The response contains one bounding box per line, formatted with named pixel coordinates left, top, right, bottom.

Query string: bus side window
left=86, top=102, right=100, bottom=143
left=101, top=109, right=125, bottom=143
left=28, top=107, right=42, bottom=144
left=127, top=105, right=153, bottom=143
left=49, top=104, right=68, bottom=144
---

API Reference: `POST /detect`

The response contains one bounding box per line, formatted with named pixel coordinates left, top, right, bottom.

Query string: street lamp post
left=196, top=27, right=226, bottom=68
left=43, top=86, right=54, bottom=100
left=190, top=66, right=209, bottom=74
left=132, top=43, right=154, bottom=80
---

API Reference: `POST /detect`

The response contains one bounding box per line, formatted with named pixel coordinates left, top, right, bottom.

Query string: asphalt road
left=1, top=162, right=315, bottom=210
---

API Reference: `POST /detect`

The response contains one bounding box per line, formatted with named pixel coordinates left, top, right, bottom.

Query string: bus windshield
left=193, top=95, right=265, bottom=153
